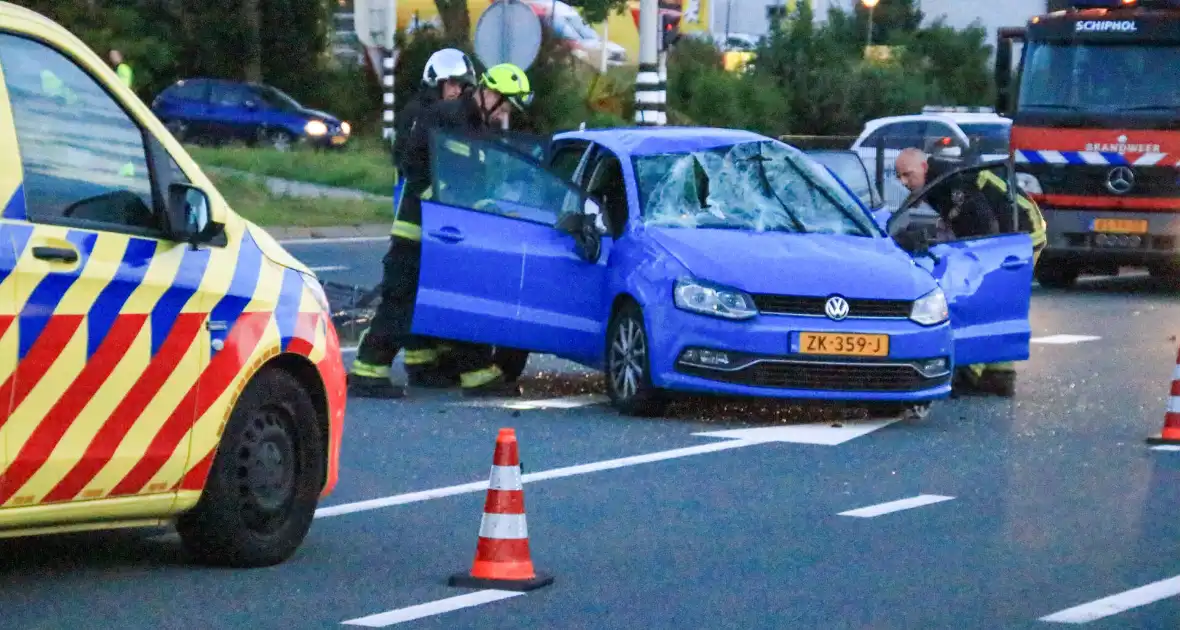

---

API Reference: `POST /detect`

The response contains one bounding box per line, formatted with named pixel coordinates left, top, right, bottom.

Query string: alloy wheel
left=609, top=316, right=647, bottom=400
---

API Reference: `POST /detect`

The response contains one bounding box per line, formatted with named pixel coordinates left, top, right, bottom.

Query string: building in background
left=712, top=0, right=1045, bottom=46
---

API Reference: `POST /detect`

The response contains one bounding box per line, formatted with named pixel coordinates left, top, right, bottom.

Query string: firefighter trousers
left=350, top=235, right=504, bottom=389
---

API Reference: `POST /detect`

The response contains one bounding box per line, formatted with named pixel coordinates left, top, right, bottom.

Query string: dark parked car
left=151, top=78, right=351, bottom=151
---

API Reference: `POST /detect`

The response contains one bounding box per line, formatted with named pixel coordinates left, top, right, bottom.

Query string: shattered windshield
left=632, top=140, right=876, bottom=236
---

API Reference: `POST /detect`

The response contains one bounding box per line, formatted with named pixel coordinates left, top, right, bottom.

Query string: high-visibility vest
left=116, top=63, right=133, bottom=89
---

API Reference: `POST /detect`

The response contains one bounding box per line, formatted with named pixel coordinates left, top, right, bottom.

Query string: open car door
left=411, top=129, right=597, bottom=351
left=887, top=159, right=1033, bottom=367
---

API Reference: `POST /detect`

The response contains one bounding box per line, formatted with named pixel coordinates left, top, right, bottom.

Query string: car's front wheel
left=176, top=367, right=325, bottom=568
left=605, top=301, right=667, bottom=417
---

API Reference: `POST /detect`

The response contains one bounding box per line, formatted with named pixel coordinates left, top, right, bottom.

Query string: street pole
left=862, top=0, right=879, bottom=52
left=634, top=0, right=665, bottom=126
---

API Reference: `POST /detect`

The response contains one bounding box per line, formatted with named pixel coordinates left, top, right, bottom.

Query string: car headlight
left=910, top=288, right=949, bottom=326
left=673, top=277, right=758, bottom=320
left=1015, top=172, right=1042, bottom=195
left=305, top=120, right=329, bottom=136
left=341, top=121, right=351, bottom=135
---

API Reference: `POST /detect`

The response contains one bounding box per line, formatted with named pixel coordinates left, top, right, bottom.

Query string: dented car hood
left=645, top=227, right=937, bottom=300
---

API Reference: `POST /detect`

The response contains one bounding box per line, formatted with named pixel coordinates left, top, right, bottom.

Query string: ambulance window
left=0, top=34, right=160, bottom=234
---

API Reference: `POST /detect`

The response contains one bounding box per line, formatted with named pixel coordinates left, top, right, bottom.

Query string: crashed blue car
left=410, top=126, right=1033, bottom=417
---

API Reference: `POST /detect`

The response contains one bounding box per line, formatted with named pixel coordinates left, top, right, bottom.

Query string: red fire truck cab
left=996, top=0, right=1180, bottom=288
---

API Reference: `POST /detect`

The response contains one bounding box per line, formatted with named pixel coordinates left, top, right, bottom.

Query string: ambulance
left=0, top=2, right=347, bottom=567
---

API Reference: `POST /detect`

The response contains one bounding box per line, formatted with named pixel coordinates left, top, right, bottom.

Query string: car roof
left=861, top=113, right=1011, bottom=133
left=554, top=126, right=770, bottom=158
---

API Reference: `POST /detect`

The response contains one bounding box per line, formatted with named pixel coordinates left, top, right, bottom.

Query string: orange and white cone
left=449, top=428, right=554, bottom=591
left=1148, top=346, right=1180, bottom=445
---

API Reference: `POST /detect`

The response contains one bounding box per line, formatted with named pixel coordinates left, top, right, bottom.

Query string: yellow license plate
left=798, top=332, right=889, bottom=357
left=330, top=135, right=348, bottom=145
left=1092, top=218, right=1147, bottom=234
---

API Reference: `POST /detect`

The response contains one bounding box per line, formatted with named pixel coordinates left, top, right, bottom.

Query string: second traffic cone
left=1148, top=346, right=1180, bottom=445
left=449, top=428, right=554, bottom=592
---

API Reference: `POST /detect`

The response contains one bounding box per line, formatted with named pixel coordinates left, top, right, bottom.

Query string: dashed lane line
left=1040, top=574, right=1180, bottom=624
left=310, top=265, right=350, bottom=272
left=341, top=590, right=523, bottom=627
left=278, top=236, right=388, bottom=245
left=1031, top=335, right=1102, bottom=345
left=837, top=494, right=955, bottom=518
left=458, top=394, right=608, bottom=410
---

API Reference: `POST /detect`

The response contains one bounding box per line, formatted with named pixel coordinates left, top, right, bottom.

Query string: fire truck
left=995, top=0, right=1180, bottom=288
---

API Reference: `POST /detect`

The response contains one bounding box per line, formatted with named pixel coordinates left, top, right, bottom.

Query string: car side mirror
left=166, top=183, right=219, bottom=249
left=555, top=197, right=605, bottom=263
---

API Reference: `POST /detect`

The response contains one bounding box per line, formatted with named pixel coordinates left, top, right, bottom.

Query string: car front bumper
left=1041, top=207, right=1180, bottom=270
left=647, top=306, right=954, bottom=403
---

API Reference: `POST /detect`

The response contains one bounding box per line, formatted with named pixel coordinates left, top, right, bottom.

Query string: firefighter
left=894, top=148, right=1047, bottom=397
left=347, top=62, right=534, bottom=399
left=388, top=48, right=478, bottom=389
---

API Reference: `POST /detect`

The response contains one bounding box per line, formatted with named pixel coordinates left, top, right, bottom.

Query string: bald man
left=895, top=148, right=929, bottom=193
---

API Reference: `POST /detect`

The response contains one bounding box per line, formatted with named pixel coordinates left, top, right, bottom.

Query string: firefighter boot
left=460, top=365, right=522, bottom=398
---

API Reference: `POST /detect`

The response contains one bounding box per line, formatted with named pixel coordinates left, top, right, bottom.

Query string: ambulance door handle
left=32, top=246, right=78, bottom=263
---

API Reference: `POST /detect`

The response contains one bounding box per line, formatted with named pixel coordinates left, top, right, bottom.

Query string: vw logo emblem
left=1106, top=166, right=1135, bottom=195
left=824, top=295, right=850, bottom=321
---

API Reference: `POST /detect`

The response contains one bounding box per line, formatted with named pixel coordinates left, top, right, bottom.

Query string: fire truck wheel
left=176, top=367, right=324, bottom=568
left=1034, top=261, right=1078, bottom=289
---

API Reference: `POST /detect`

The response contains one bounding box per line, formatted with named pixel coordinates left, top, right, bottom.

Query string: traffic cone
left=1147, top=346, right=1180, bottom=445
left=448, top=428, right=554, bottom=592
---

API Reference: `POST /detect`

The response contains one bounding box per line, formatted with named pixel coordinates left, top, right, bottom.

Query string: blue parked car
left=151, top=78, right=351, bottom=151
left=410, top=126, right=1033, bottom=418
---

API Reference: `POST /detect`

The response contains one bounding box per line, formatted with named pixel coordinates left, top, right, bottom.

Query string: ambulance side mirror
left=167, top=183, right=221, bottom=249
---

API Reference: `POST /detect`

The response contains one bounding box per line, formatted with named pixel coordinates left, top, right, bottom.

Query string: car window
left=903, top=163, right=1027, bottom=244
left=549, top=142, right=588, bottom=183
left=805, top=151, right=877, bottom=208
left=430, top=130, right=580, bottom=226
left=166, top=80, right=207, bottom=103
left=865, top=122, right=925, bottom=151
left=585, top=151, right=627, bottom=238
left=632, top=140, right=876, bottom=236
left=958, top=123, right=1011, bottom=155
left=256, top=85, right=302, bottom=112
left=0, top=33, right=160, bottom=233
left=211, top=83, right=254, bottom=107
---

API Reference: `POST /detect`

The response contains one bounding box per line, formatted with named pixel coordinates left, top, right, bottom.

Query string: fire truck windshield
left=1018, top=41, right=1180, bottom=112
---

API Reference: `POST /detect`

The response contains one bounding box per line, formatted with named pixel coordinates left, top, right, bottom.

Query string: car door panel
left=413, top=200, right=525, bottom=348
left=0, top=220, right=28, bottom=502
left=518, top=234, right=612, bottom=366
left=929, top=233, right=1033, bottom=367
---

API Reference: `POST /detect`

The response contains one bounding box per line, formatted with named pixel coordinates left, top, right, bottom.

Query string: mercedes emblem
left=1106, top=166, right=1135, bottom=195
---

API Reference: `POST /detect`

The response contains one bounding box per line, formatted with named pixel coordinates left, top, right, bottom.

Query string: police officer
left=388, top=48, right=478, bottom=389
left=894, top=148, right=1047, bottom=397
left=348, top=62, right=535, bottom=399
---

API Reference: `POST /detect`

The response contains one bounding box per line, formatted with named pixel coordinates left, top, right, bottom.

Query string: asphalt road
left=5, top=237, right=1180, bottom=629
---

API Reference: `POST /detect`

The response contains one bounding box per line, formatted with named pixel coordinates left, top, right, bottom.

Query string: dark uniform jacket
left=923, top=158, right=999, bottom=238
left=392, top=90, right=437, bottom=173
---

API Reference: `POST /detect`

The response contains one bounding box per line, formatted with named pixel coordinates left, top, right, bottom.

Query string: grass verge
left=189, top=138, right=394, bottom=196
left=209, top=173, right=390, bottom=227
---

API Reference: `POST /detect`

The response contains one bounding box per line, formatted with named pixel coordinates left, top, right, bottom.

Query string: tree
left=435, top=0, right=471, bottom=41
left=243, top=0, right=263, bottom=82
left=563, top=0, right=630, bottom=24
left=850, top=0, right=923, bottom=45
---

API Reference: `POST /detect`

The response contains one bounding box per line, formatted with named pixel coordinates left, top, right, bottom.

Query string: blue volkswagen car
left=410, top=127, right=1033, bottom=417
left=151, top=78, right=351, bottom=151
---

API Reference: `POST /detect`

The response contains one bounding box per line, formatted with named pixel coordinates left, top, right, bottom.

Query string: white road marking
left=1150, top=445, right=1180, bottom=452
left=310, top=265, right=349, bottom=272
left=1031, top=335, right=1102, bottom=345
left=837, top=494, right=955, bottom=518
left=341, top=347, right=357, bottom=354
left=279, top=236, right=388, bottom=245
left=342, top=590, right=522, bottom=627
left=1039, top=574, right=1180, bottom=624
left=693, top=419, right=900, bottom=446
left=314, top=420, right=897, bottom=519
left=460, top=394, right=608, bottom=410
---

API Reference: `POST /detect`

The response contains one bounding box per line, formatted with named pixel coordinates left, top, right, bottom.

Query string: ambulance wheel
left=494, top=348, right=530, bottom=383
left=177, top=368, right=325, bottom=568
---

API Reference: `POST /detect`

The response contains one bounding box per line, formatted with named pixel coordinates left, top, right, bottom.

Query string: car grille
left=750, top=294, right=911, bottom=318
left=680, top=361, right=947, bottom=393
left=1021, top=163, right=1180, bottom=197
